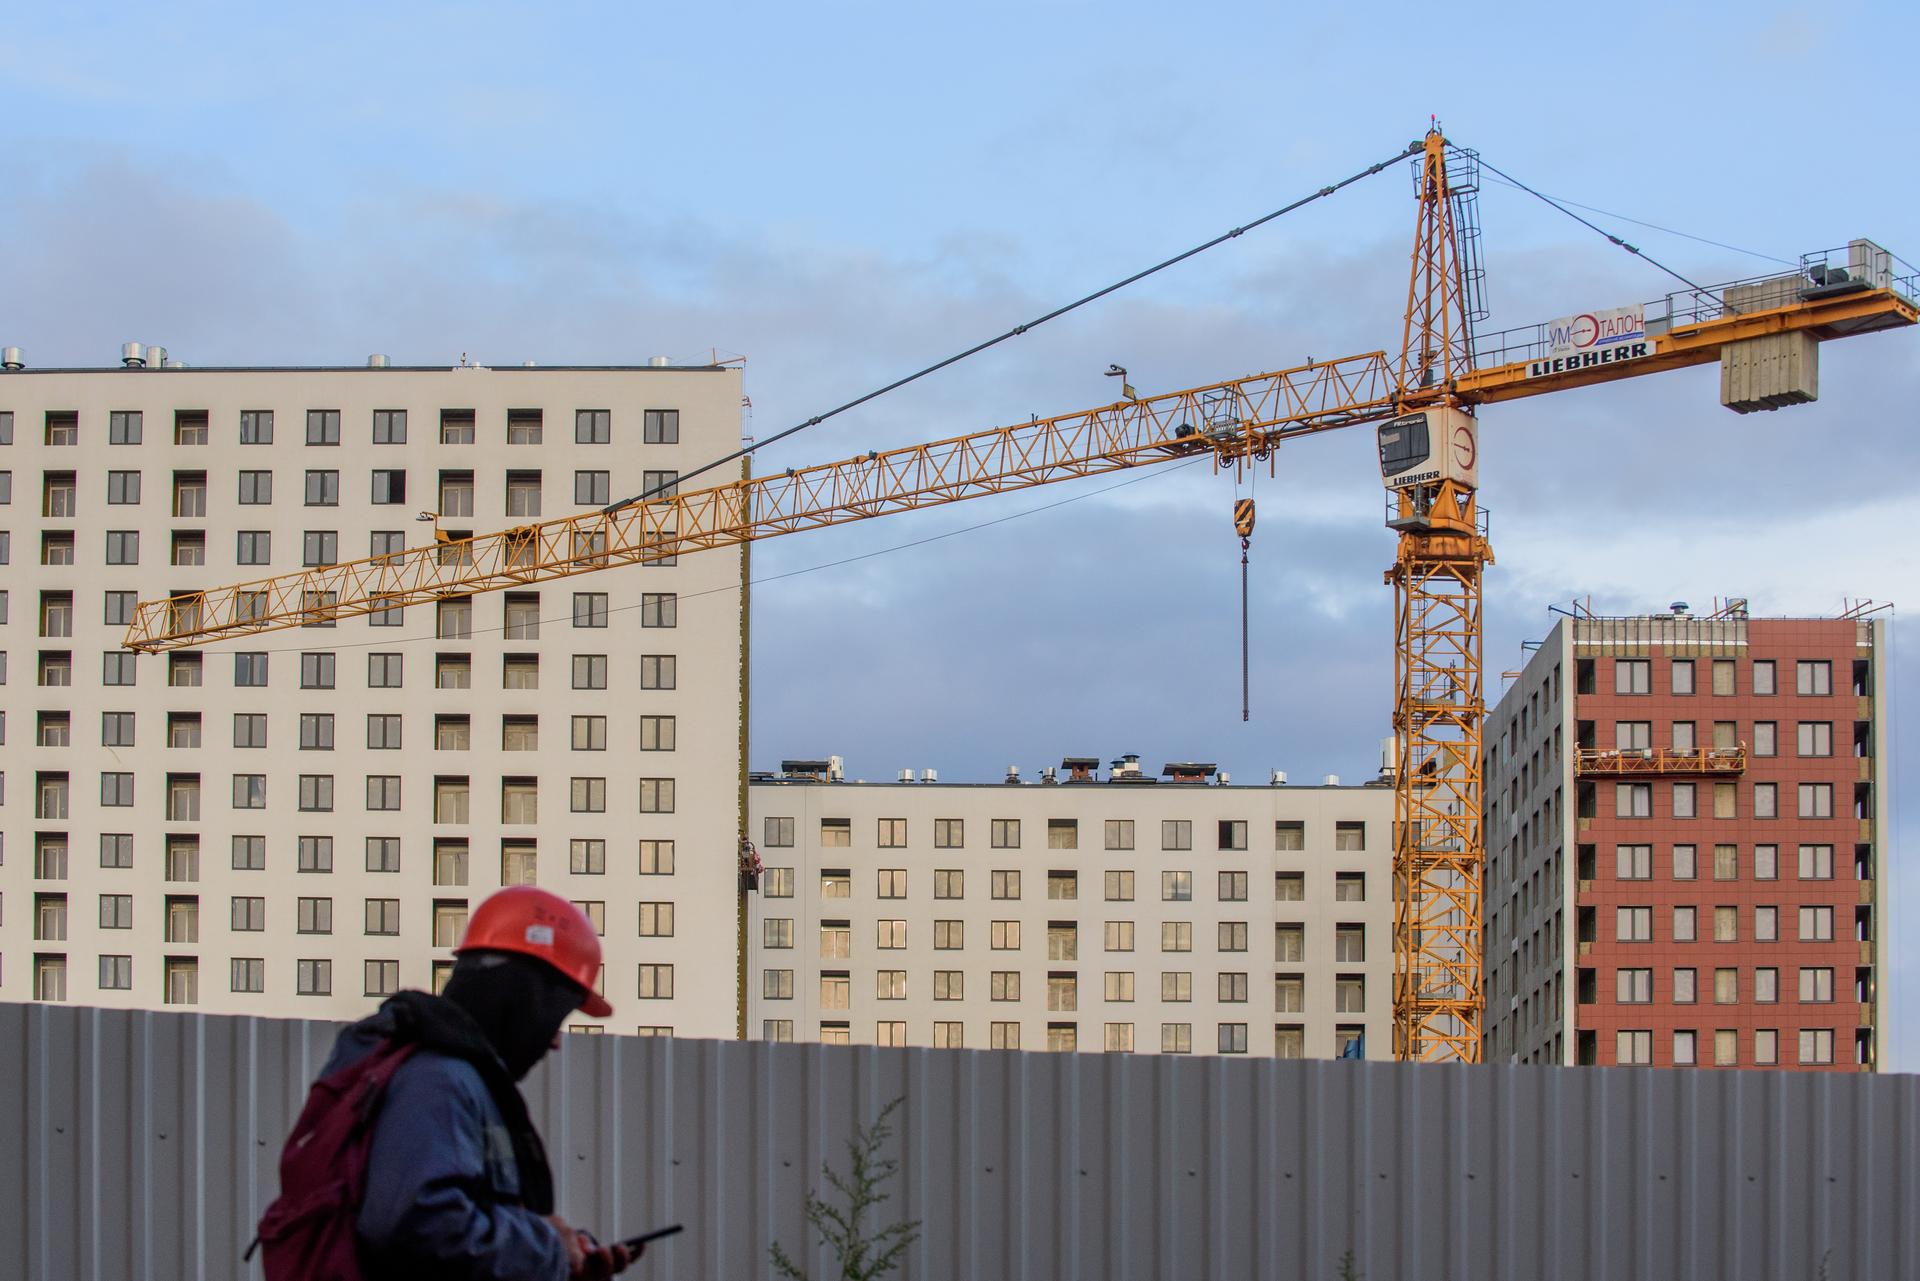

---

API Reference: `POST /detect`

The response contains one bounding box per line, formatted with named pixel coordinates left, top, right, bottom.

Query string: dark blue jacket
left=322, top=1015, right=568, bottom=1281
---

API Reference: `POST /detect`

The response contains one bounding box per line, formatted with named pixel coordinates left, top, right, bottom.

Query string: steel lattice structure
left=121, top=132, right=1917, bottom=1061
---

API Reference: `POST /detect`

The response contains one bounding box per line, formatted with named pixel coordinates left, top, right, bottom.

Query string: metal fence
left=3, top=1003, right=1916, bottom=1281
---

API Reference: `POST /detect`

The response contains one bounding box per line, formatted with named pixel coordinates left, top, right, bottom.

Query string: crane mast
left=121, top=134, right=1917, bottom=1064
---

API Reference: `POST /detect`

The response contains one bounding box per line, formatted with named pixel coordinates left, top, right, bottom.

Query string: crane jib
left=1524, top=339, right=1657, bottom=378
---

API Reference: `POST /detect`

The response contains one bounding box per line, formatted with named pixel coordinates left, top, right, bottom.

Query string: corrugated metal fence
left=3, top=1004, right=1916, bottom=1280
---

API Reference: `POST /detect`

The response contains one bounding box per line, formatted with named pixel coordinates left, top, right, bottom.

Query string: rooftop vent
left=1109, top=754, right=1145, bottom=779
left=1163, top=762, right=1218, bottom=784
left=1270, top=769, right=1289, bottom=786
left=1062, top=756, right=1100, bottom=782
left=899, top=768, right=915, bottom=783
left=1005, top=764, right=1021, bottom=784
left=368, top=354, right=390, bottom=368
left=121, top=341, right=145, bottom=368
left=923, top=768, right=938, bottom=783
left=2, top=347, right=22, bottom=370
left=1323, top=773, right=1341, bottom=786
left=1217, top=770, right=1231, bottom=785
left=779, top=759, right=834, bottom=782
left=648, top=355, right=672, bottom=368
left=145, top=345, right=166, bottom=368
left=1041, top=766, right=1058, bottom=784
left=828, top=755, right=845, bottom=782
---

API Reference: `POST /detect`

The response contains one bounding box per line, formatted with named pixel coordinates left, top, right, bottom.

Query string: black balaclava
left=441, top=949, right=588, bottom=1080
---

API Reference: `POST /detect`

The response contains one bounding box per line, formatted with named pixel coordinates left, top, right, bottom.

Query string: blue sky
left=5, top=0, right=1916, bottom=1060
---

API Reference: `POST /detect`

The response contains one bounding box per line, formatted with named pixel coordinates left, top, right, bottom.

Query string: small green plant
left=1336, top=1247, right=1363, bottom=1281
left=769, top=1097, right=922, bottom=1281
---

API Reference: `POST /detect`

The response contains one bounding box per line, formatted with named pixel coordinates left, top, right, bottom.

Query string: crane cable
left=1470, top=151, right=1727, bottom=304
left=603, top=139, right=1426, bottom=517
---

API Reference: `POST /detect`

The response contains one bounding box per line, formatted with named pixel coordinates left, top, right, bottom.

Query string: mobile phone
left=618, top=1224, right=685, bottom=1252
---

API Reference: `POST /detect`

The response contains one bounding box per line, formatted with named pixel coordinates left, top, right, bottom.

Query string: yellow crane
left=125, top=131, right=1917, bottom=1062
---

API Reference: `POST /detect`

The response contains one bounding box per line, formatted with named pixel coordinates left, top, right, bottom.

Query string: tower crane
left=124, top=131, right=1917, bottom=1062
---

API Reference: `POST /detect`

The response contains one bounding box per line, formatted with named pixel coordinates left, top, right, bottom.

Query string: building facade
left=746, top=758, right=1394, bottom=1058
left=1483, top=610, right=1890, bottom=1070
left=0, top=354, right=746, bottom=1036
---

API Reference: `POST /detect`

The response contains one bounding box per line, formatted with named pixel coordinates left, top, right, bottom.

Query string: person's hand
left=547, top=1216, right=636, bottom=1278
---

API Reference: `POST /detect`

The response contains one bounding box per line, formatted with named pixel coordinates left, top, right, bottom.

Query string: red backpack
left=248, top=1039, right=419, bottom=1279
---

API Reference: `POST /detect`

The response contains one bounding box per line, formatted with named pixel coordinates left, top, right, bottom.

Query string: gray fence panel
left=3, top=1003, right=1917, bottom=1281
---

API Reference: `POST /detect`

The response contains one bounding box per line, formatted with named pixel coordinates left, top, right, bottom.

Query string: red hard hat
left=457, top=886, right=612, bottom=1017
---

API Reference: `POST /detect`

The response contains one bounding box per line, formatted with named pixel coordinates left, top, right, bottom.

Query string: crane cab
left=1377, top=406, right=1478, bottom=493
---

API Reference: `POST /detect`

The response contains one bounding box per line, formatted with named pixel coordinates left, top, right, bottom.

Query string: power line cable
left=601, top=140, right=1424, bottom=517
left=246, top=458, right=1205, bottom=654
left=1471, top=152, right=1725, bottom=301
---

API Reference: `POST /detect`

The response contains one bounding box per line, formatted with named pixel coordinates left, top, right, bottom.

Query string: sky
left=4, top=0, right=1916, bottom=1059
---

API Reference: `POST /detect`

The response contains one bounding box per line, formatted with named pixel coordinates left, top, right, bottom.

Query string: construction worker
left=256, top=886, right=637, bottom=1280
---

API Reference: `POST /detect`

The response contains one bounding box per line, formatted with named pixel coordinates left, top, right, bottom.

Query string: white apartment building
left=747, top=757, right=1394, bottom=1058
left=0, top=351, right=746, bottom=1037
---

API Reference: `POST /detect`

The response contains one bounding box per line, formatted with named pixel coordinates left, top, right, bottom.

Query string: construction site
left=2, top=10, right=1917, bottom=1276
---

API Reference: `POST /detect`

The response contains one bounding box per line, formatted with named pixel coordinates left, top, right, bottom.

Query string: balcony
left=1574, top=746, right=1747, bottom=777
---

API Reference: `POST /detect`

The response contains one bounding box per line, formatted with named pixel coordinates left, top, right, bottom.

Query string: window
left=876, top=970, right=907, bottom=1000
left=991, top=971, right=1022, bottom=1001
left=1103, top=818, right=1134, bottom=850
left=1798, top=905, right=1834, bottom=941
left=306, top=410, right=341, bottom=445
left=1671, top=660, right=1695, bottom=695
left=1220, top=871, right=1250, bottom=902
left=640, top=654, right=675, bottom=689
left=991, top=920, right=1021, bottom=950
left=934, top=920, right=964, bottom=949
left=1796, top=660, right=1831, bottom=696
left=762, top=969, right=794, bottom=999
left=105, top=529, right=139, bottom=564
left=1616, top=783, right=1652, bottom=818
left=1798, top=1029, right=1834, bottom=1065
left=1673, top=906, right=1696, bottom=942
left=1797, top=844, right=1834, bottom=880
left=1161, top=922, right=1192, bottom=952
left=1672, top=720, right=1696, bottom=751
left=1161, top=1023, right=1193, bottom=1054
left=299, top=713, right=335, bottom=751
left=439, top=409, right=475, bottom=444
left=877, top=869, right=907, bottom=899
left=643, top=409, right=678, bottom=443
left=1754, top=783, right=1777, bottom=819
left=1105, top=921, right=1135, bottom=952
left=109, top=410, right=143, bottom=444
left=501, top=778, right=539, bottom=824
left=1755, top=905, right=1778, bottom=942
left=1711, top=659, right=1736, bottom=697
left=992, top=870, right=1022, bottom=899
left=1713, top=906, right=1738, bottom=942
left=234, top=409, right=275, bottom=445
left=1047, top=818, right=1078, bottom=849
left=1751, top=660, right=1776, bottom=696
left=637, top=902, right=675, bottom=937
left=506, top=409, right=543, bottom=444
left=991, top=819, right=1021, bottom=848
left=1616, top=844, right=1652, bottom=880
left=300, top=652, right=336, bottom=689
left=1796, top=722, right=1833, bottom=757
left=1044, top=871, right=1079, bottom=901
left=506, top=472, right=542, bottom=518
left=878, top=817, right=907, bottom=847
left=99, top=771, right=137, bottom=809
left=1217, top=819, right=1248, bottom=851
left=230, top=958, right=265, bottom=994
left=763, top=919, right=794, bottom=949
left=1275, top=924, right=1305, bottom=962
left=1715, top=968, right=1739, bottom=1003
left=934, top=869, right=963, bottom=899
left=1218, top=921, right=1249, bottom=952
left=1615, top=1030, right=1653, bottom=1065
left=1104, top=870, right=1134, bottom=901
left=817, top=973, right=848, bottom=1008
left=641, top=468, right=678, bottom=498
left=1797, top=783, right=1833, bottom=819
left=1275, top=871, right=1304, bottom=901
left=639, top=777, right=674, bottom=812
left=1616, top=721, right=1651, bottom=751
left=232, top=774, right=267, bottom=809
left=367, top=838, right=401, bottom=873
left=503, top=716, right=541, bottom=753
left=297, top=960, right=334, bottom=996
left=1162, top=819, right=1192, bottom=851
left=821, top=871, right=851, bottom=898
left=298, top=775, right=335, bottom=813
left=1273, top=820, right=1305, bottom=851
left=641, top=593, right=676, bottom=627
left=1334, top=924, right=1365, bottom=962
left=1713, top=844, right=1738, bottom=880
left=1162, top=871, right=1192, bottom=902
left=1616, top=907, right=1652, bottom=942
left=366, top=776, right=402, bottom=811
left=559, top=595, right=607, bottom=635
left=572, top=716, right=607, bottom=751
left=101, top=833, right=134, bottom=869
left=297, top=835, right=334, bottom=873
left=643, top=841, right=678, bottom=876
left=1614, top=659, right=1650, bottom=695
left=1798, top=967, right=1834, bottom=1003
left=1672, top=1030, right=1697, bottom=1066
left=297, top=896, right=334, bottom=935
left=1673, top=968, right=1697, bottom=1003
left=1046, top=973, right=1077, bottom=1011
left=44, top=472, right=80, bottom=514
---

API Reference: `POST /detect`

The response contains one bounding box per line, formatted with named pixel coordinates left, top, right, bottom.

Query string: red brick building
left=1483, top=608, right=1887, bottom=1070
